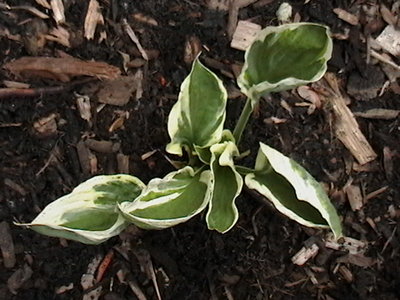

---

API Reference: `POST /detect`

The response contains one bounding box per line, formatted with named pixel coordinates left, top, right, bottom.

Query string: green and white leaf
left=245, top=143, right=342, bottom=239
left=205, top=141, right=243, bottom=233
left=166, top=57, right=228, bottom=156
left=19, top=175, right=145, bottom=245
left=119, top=167, right=210, bottom=229
left=237, top=23, right=332, bottom=105
left=194, top=129, right=236, bottom=165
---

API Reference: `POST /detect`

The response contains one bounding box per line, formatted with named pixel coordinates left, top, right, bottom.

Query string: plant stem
left=233, top=97, right=253, bottom=144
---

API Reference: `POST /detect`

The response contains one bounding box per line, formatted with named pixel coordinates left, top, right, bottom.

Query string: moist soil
left=1, top=1, right=400, bottom=299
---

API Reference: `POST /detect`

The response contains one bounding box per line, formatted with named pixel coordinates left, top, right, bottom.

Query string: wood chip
left=333, top=8, right=359, bottom=25
left=4, top=178, right=27, bottom=196
left=0, top=222, right=16, bottom=269
left=132, top=13, right=158, bottom=26
left=297, top=86, right=321, bottom=109
left=231, top=20, right=261, bottom=51
left=117, top=153, right=130, bottom=173
left=122, top=19, right=149, bottom=61
left=97, top=75, right=138, bottom=106
left=33, top=113, right=58, bottom=136
left=354, top=108, right=400, bottom=120
left=84, top=0, right=104, bottom=40
left=383, top=146, right=395, bottom=180
left=207, top=0, right=230, bottom=11
left=108, top=112, right=128, bottom=132
left=76, top=141, right=92, bottom=175
left=85, top=139, right=120, bottom=153
left=45, top=26, right=71, bottom=47
left=50, top=0, right=65, bottom=24
left=380, top=4, right=397, bottom=26
left=3, top=80, right=30, bottom=89
left=376, top=25, right=400, bottom=57
left=227, top=0, right=258, bottom=39
left=336, top=253, right=376, bottom=267
left=325, top=236, right=367, bottom=255
left=184, top=35, right=202, bottom=65
left=134, top=249, right=161, bottom=300
left=7, top=264, right=33, bottom=294
left=76, top=94, right=92, bottom=125
left=10, top=5, right=49, bottom=19
left=55, top=283, right=74, bottom=294
left=35, top=0, right=51, bottom=9
left=338, top=265, right=353, bottom=282
left=323, top=73, right=377, bottom=165
left=4, top=56, right=121, bottom=82
left=344, top=184, right=363, bottom=211
left=291, top=244, right=319, bottom=266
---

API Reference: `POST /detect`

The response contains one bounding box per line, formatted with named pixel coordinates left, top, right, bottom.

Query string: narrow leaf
left=166, top=57, right=228, bottom=156
left=238, top=23, right=332, bottom=104
left=245, top=143, right=342, bottom=239
left=119, top=167, right=210, bottom=229
left=18, top=175, right=145, bottom=244
left=206, top=142, right=243, bottom=233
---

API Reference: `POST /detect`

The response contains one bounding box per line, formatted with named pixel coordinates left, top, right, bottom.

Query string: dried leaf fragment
left=4, top=56, right=121, bottom=82
left=84, top=0, right=104, bottom=40
left=97, top=75, right=138, bottom=106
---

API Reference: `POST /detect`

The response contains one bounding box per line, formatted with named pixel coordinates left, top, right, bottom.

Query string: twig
left=0, top=78, right=96, bottom=99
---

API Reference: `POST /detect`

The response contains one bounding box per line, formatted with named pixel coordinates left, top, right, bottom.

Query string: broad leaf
left=166, top=57, right=228, bottom=156
left=19, top=175, right=145, bottom=244
left=237, top=23, right=332, bottom=105
left=245, top=143, right=342, bottom=239
left=206, top=141, right=243, bottom=233
left=119, top=167, right=210, bottom=229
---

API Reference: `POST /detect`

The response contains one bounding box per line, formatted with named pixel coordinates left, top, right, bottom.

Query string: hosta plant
left=19, top=23, right=342, bottom=244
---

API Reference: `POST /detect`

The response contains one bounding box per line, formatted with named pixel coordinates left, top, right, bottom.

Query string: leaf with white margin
left=166, top=57, right=228, bottom=156
left=194, top=129, right=236, bottom=165
left=119, top=166, right=210, bottom=230
left=237, top=23, right=332, bottom=105
left=17, top=175, right=145, bottom=245
left=206, top=141, right=243, bottom=233
left=245, top=143, right=342, bottom=239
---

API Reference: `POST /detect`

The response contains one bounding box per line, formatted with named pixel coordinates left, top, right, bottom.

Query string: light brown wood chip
left=4, top=56, right=120, bottom=82
left=84, top=0, right=104, bottom=40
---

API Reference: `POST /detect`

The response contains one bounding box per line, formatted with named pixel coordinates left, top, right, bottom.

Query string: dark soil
left=1, top=1, right=399, bottom=299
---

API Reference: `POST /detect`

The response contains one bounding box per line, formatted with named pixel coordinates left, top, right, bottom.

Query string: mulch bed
left=0, top=0, right=399, bottom=299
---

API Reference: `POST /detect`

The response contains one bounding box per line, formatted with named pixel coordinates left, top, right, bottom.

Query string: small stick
left=0, top=78, right=96, bottom=99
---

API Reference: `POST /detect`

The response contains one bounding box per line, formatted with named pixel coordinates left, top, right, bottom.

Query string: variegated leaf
left=119, top=167, right=210, bottom=229
left=237, top=23, right=332, bottom=105
left=205, top=141, right=243, bottom=233
left=166, top=57, right=227, bottom=156
left=245, top=143, right=342, bottom=239
left=19, top=175, right=145, bottom=244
